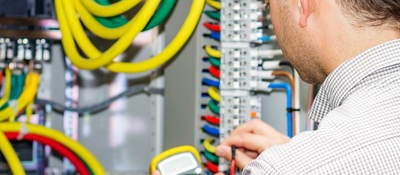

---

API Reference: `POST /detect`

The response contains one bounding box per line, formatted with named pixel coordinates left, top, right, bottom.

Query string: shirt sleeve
left=243, top=87, right=400, bottom=174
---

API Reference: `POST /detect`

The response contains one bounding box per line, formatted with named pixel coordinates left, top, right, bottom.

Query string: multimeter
left=149, top=145, right=204, bottom=175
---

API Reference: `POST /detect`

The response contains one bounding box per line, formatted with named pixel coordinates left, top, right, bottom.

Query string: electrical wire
left=268, top=83, right=293, bottom=138
left=230, top=146, right=236, bottom=175
left=202, top=124, right=219, bottom=137
left=201, top=115, right=220, bottom=125
left=92, top=0, right=176, bottom=31
left=92, top=0, right=128, bottom=28
left=272, top=70, right=296, bottom=134
left=0, top=72, right=40, bottom=122
left=80, top=0, right=141, bottom=17
left=0, top=123, right=105, bottom=175
left=58, top=0, right=205, bottom=73
left=203, top=138, right=216, bottom=154
left=143, top=0, right=177, bottom=31
left=209, top=65, right=220, bottom=78
left=35, top=85, right=163, bottom=114
left=203, top=149, right=219, bottom=163
left=56, top=0, right=157, bottom=68
left=207, top=99, right=220, bottom=115
left=203, top=32, right=220, bottom=41
left=203, top=22, right=221, bottom=32
left=208, top=56, right=221, bottom=67
left=204, top=10, right=220, bottom=21
left=0, top=131, right=25, bottom=175
left=6, top=132, right=91, bottom=175
left=204, top=45, right=221, bottom=58
left=105, top=0, right=206, bottom=73
left=208, top=87, right=220, bottom=102
left=0, top=71, right=3, bottom=86
left=257, top=35, right=276, bottom=42
left=202, top=78, right=220, bottom=87
left=206, top=0, right=221, bottom=10
left=205, top=160, right=219, bottom=173
left=0, top=69, right=11, bottom=108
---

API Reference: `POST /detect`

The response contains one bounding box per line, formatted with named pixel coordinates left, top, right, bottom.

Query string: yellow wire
left=208, top=87, right=220, bottom=102
left=0, top=107, right=15, bottom=122
left=26, top=102, right=32, bottom=124
left=204, top=45, right=221, bottom=58
left=0, top=72, right=40, bottom=122
left=203, top=138, right=216, bottom=154
left=206, top=0, right=221, bottom=10
left=73, top=0, right=150, bottom=39
left=56, top=0, right=160, bottom=69
left=0, top=68, right=11, bottom=107
left=0, top=123, right=106, bottom=175
left=80, top=0, right=141, bottom=17
left=0, top=131, right=25, bottom=175
left=106, top=0, right=206, bottom=73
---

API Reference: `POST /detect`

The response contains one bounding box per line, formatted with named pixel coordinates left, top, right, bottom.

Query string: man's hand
left=215, top=119, right=290, bottom=169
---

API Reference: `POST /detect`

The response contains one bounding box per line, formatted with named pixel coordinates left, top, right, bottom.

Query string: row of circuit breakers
left=200, top=0, right=291, bottom=174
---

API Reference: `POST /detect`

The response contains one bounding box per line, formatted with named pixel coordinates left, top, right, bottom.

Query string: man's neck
left=321, top=27, right=400, bottom=75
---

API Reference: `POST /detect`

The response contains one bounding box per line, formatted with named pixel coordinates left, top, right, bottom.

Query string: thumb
left=152, top=170, right=161, bottom=175
left=215, top=145, right=253, bottom=169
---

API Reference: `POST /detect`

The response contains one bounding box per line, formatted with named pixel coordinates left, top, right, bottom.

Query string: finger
left=152, top=170, right=161, bottom=175
left=215, top=146, right=253, bottom=169
left=221, top=132, right=272, bottom=153
left=215, top=173, right=224, bottom=175
left=235, top=149, right=254, bottom=169
left=242, top=150, right=259, bottom=159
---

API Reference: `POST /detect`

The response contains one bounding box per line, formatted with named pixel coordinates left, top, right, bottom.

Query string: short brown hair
left=336, top=0, right=400, bottom=30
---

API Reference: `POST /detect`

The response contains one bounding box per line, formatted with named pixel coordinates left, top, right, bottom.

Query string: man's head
left=267, top=0, right=400, bottom=84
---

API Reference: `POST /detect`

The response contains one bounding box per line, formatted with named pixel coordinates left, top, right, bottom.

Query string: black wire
left=35, top=85, right=164, bottom=115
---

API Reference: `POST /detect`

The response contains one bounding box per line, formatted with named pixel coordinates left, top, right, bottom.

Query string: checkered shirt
left=243, top=39, right=400, bottom=174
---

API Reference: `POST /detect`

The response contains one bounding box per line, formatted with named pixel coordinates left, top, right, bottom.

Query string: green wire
left=204, top=10, right=220, bottom=21
left=143, top=0, right=176, bottom=31
left=208, top=99, right=220, bottom=115
left=209, top=56, right=220, bottom=67
left=94, top=0, right=128, bottom=28
left=10, top=74, right=16, bottom=100
left=204, top=149, right=219, bottom=163
left=93, top=0, right=177, bottom=31
left=15, top=73, right=25, bottom=99
left=0, top=102, right=9, bottom=111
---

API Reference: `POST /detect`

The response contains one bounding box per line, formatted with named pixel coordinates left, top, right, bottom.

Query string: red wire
left=209, top=65, right=220, bottom=78
left=202, top=115, right=220, bottom=125
left=0, top=72, right=3, bottom=86
left=230, top=160, right=236, bottom=175
left=203, top=22, right=221, bottom=32
left=205, top=160, right=219, bottom=173
left=5, top=132, right=91, bottom=175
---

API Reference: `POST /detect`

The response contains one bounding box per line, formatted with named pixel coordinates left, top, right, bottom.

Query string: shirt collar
left=310, top=39, right=400, bottom=122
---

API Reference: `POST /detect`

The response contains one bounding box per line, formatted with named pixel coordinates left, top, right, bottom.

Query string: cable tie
left=17, top=123, right=29, bottom=140
left=286, top=108, right=301, bottom=112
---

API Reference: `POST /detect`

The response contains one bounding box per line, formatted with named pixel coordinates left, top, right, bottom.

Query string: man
left=216, top=0, right=400, bottom=174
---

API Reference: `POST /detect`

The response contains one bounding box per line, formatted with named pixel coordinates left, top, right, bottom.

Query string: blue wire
left=258, top=36, right=272, bottom=42
left=268, top=83, right=293, bottom=138
left=210, top=32, right=220, bottom=41
left=202, top=78, right=220, bottom=87
left=202, top=124, right=220, bottom=137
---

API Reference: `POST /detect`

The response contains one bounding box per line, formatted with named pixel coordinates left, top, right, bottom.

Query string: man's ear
left=298, top=0, right=311, bottom=27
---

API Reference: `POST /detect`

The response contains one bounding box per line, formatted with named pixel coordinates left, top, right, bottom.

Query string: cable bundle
left=55, top=0, right=205, bottom=73
left=200, top=1, right=222, bottom=172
